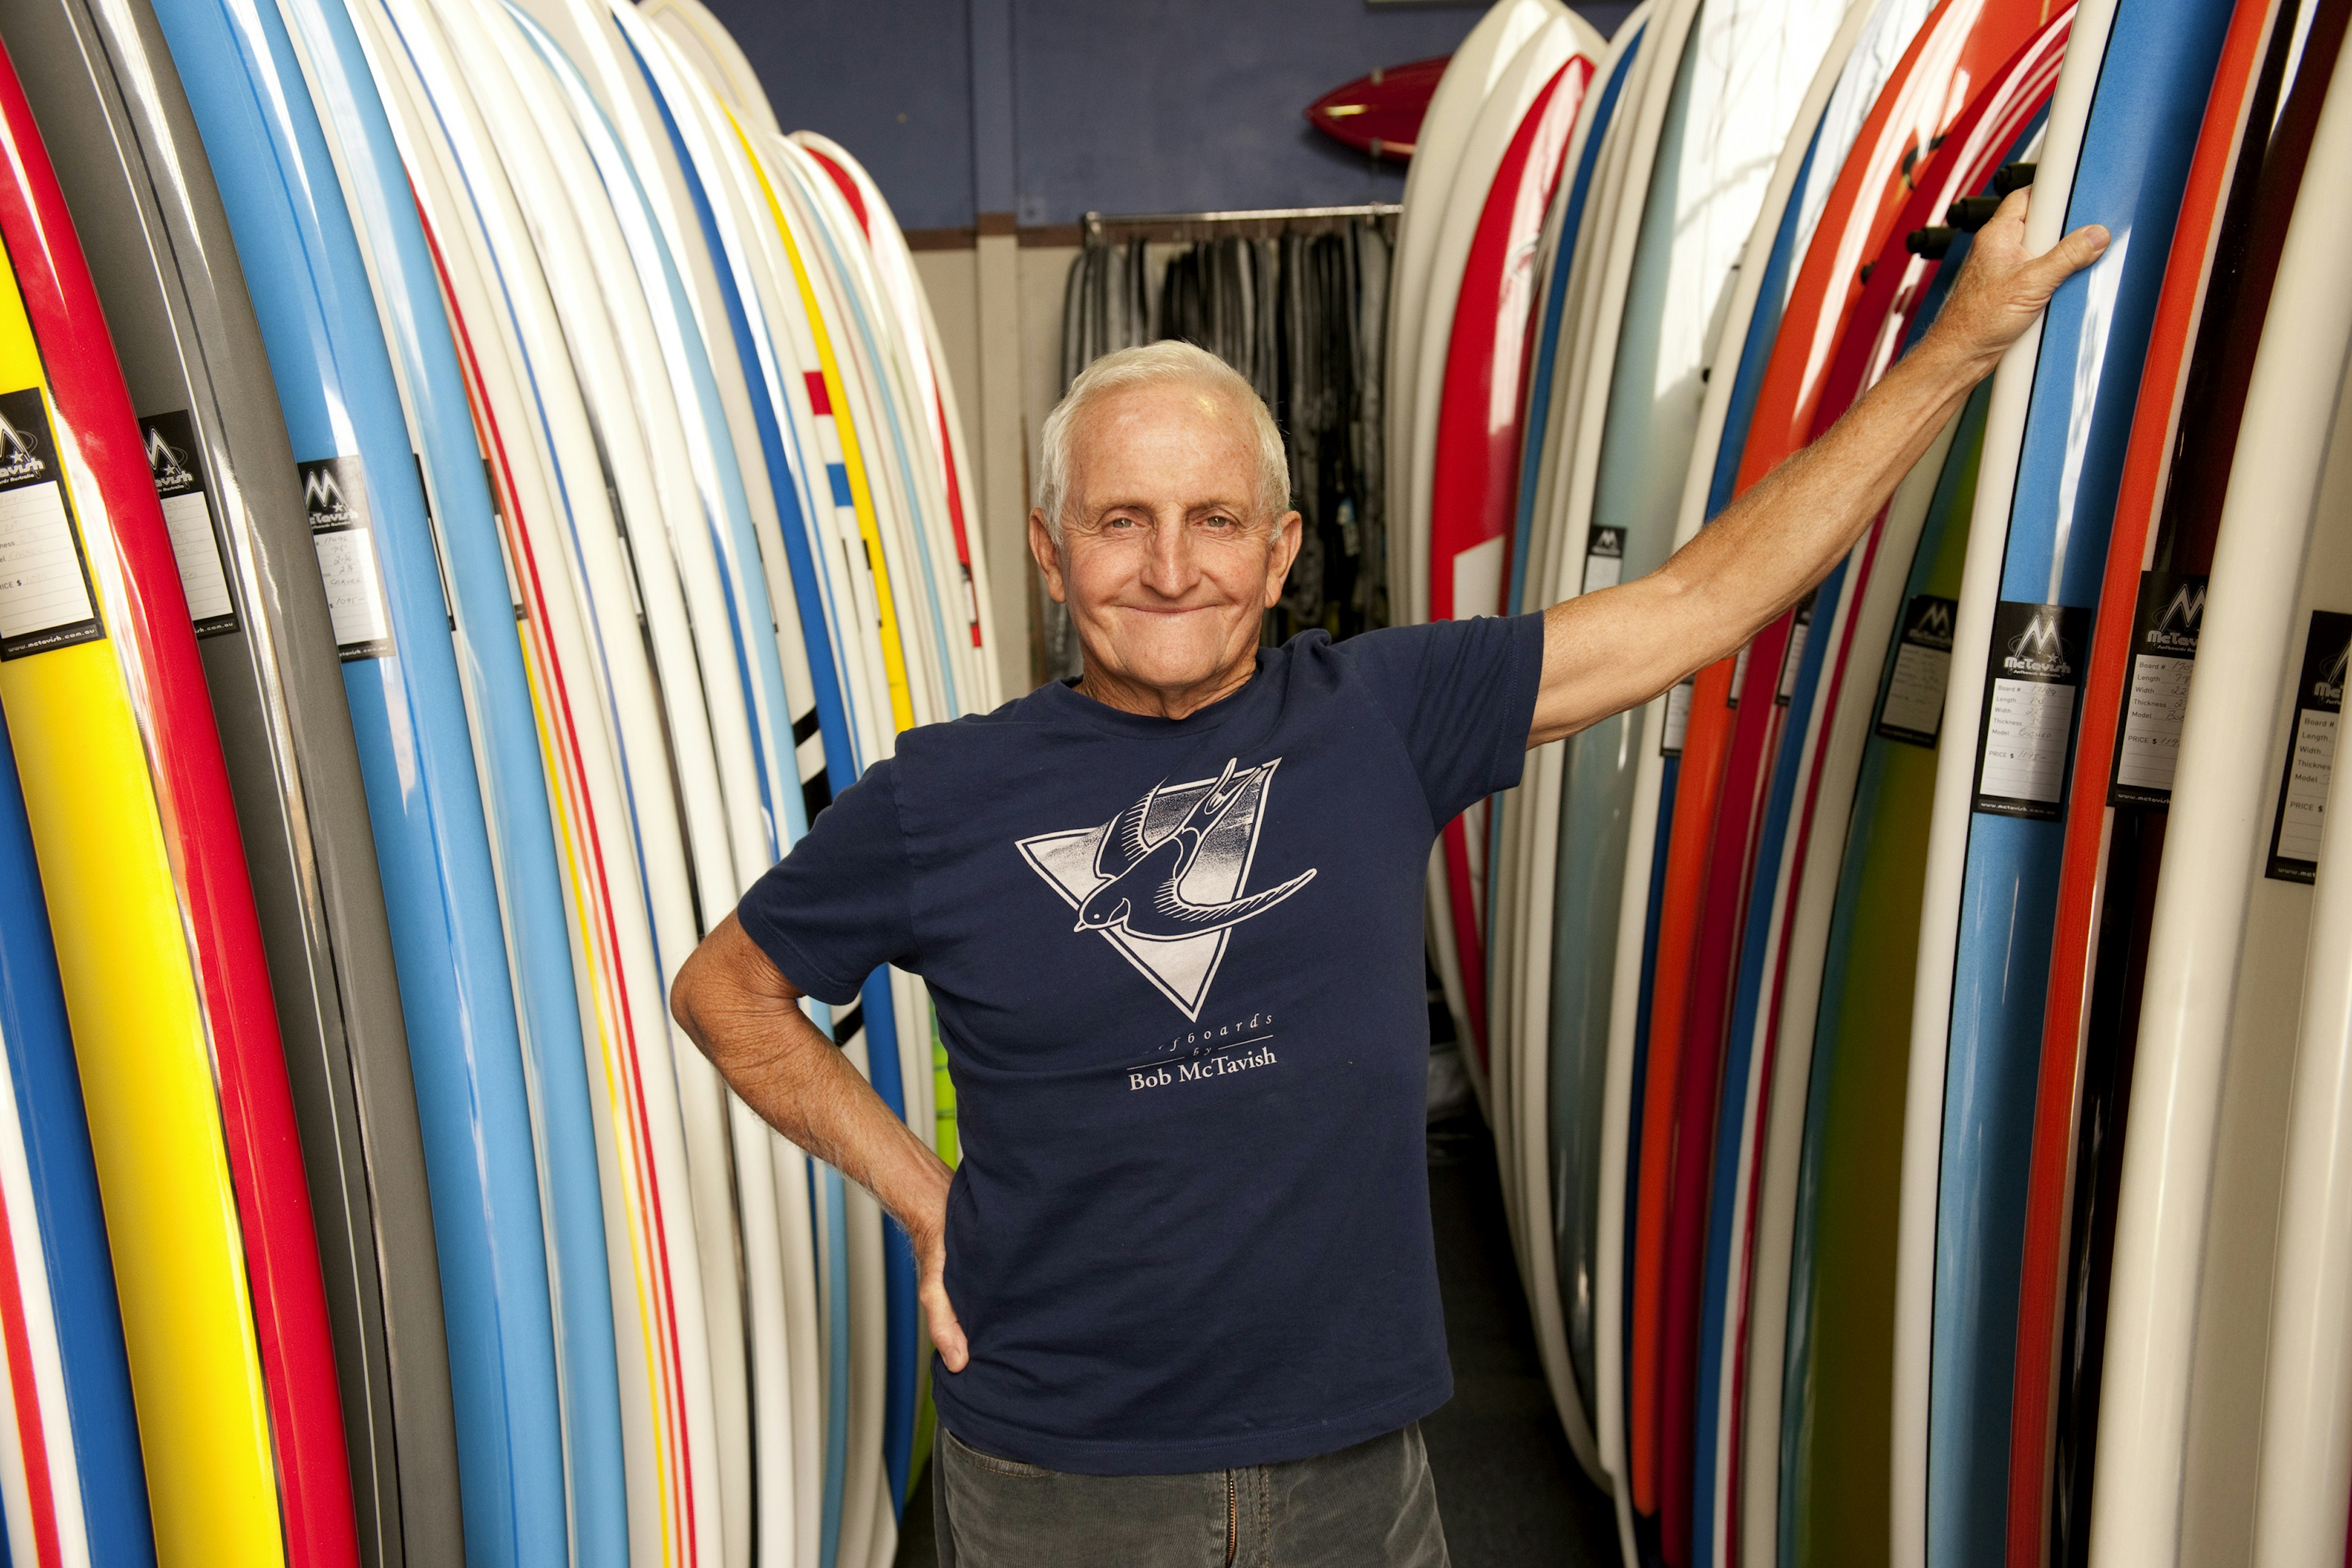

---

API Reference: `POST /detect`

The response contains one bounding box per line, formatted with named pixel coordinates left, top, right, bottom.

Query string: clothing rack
left=1080, top=203, right=1401, bottom=245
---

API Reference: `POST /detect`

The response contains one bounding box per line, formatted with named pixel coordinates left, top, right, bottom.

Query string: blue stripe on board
left=630, top=28, right=861, bottom=794
left=1931, top=6, right=2233, bottom=1563
left=829, top=464, right=854, bottom=508
left=1507, top=21, right=1645, bottom=616
left=1689, top=556, right=1841, bottom=1568
left=149, top=0, right=575, bottom=1561
left=1704, top=125, right=1819, bottom=524
left=0, top=704, right=153, bottom=1565
left=861, top=968, right=918, bottom=1512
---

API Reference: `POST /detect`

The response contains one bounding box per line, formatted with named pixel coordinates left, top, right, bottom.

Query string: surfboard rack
left=1908, top=224, right=1958, bottom=257
left=1079, top=202, right=1401, bottom=244
left=1946, top=195, right=2002, bottom=231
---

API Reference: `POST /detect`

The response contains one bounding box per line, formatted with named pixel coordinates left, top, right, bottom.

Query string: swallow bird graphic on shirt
left=1017, top=756, right=1317, bottom=1018
left=1074, top=759, right=1316, bottom=939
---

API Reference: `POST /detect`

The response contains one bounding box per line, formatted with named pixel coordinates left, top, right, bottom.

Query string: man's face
left=1029, top=380, right=1302, bottom=698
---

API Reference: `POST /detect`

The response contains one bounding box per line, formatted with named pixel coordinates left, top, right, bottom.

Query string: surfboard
left=0, top=0, right=467, bottom=1557
left=0, top=50, right=296, bottom=1568
left=1387, top=0, right=1563, bottom=627
left=795, top=134, right=1000, bottom=711
left=1542, top=0, right=1859, bottom=1534
left=1891, top=1, right=2237, bottom=1562
left=639, top=0, right=783, bottom=140
left=606, top=28, right=866, bottom=1550
left=0, top=690, right=152, bottom=1566
left=10, top=15, right=404, bottom=1559
left=760, top=132, right=930, bottom=1535
left=504, top=12, right=813, bottom=1558
left=410, top=0, right=754, bottom=1555
left=1463, top=42, right=1596, bottom=1474
left=2003, top=2, right=2299, bottom=1559
left=511, top=3, right=844, bottom=1552
left=2085, top=10, right=2352, bottom=1565
left=2248, top=141, right=2352, bottom=1560
left=1390, top=0, right=1564, bottom=1094
left=1483, top=3, right=1645, bottom=1477
left=1692, top=34, right=2064, bottom=1564
left=1430, top=15, right=1593, bottom=1225
left=1502, top=0, right=1692, bottom=1325
left=353, top=0, right=727, bottom=1556
left=1308, top=58, right=1446, bottom=159
left=1414, top=15, right=1597, bottom=1089
left=1630, top=0, right=2047, bottom=1540
left=1776, top=385, right=1983, bottom=1568
left=147, top=0, right=579, bottom=1559
left=640, top=34, right=916, bottom=1566
left=1580, top=6, right=1910, bottom=1555
left=1489, top=3, right=1651, bottom=1291
left=1737, top=70, right=2060, bottom=1568
left=277, top=1, right=646, bottom=1562
left=624, top=39, right=873, bottom=1553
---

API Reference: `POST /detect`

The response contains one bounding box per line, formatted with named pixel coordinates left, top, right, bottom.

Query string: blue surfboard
left=0, top=682, right=153, bottom=1567
left=276, top=1, right=636, bottom=1561
left=147, top=0, right=576, bottom=1561
left=1928, top=3, right=2234, bottom=1561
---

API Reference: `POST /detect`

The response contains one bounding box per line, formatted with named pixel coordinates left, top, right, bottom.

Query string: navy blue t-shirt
left=737, top=614, right=1545, bottom=1474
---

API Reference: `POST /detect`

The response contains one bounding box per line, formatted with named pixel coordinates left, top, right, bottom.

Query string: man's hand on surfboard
left=1924, top=187, right=2113, bottom=379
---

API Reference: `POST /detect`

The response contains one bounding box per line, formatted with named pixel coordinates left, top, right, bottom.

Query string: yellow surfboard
left=0, top=225, right=284, bottom=1562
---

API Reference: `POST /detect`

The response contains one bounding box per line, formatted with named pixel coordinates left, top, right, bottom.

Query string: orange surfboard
left=1626, top=0, right=2063, bottom=1518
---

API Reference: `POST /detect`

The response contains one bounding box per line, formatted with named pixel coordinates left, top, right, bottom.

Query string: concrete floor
left=894, top=1110, right=1618, bottom=1565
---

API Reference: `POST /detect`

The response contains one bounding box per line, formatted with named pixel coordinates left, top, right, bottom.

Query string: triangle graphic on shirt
left=1016, top=758, right=1314, bottom=1021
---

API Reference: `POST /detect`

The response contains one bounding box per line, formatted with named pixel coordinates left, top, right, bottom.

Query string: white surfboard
left=355, top=0, right=716, bottom=1556
left=2252, top=352, right=2352, bottom=1568
left=2095, top=25, right=2352, bottom=1567
left=639, top=0, right=785, bottom=138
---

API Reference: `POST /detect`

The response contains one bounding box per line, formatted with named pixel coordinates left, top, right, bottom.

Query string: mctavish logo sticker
left=300, top=455, right=395, bottom=662
left=2112, top=571, right=2206, bottom=806
left=1975, top=600, right=2090, bottom=821
left=1018, top=758, right=1316, bottom=1020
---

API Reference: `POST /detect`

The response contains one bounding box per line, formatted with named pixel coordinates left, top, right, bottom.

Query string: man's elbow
left=669, top=930, right=742, bottom=1061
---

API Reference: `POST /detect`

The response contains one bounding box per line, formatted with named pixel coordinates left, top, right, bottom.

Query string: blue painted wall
left=710, top=0, right=1638, bottom=231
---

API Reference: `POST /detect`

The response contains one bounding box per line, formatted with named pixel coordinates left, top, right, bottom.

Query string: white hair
left=1035, top=341, right=1290, bottom=541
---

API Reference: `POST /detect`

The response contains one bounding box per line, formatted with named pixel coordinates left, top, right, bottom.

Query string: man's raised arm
left=1526, top=189, right=2111, bottom=750
left=669, top=914, right=970, bottom=1371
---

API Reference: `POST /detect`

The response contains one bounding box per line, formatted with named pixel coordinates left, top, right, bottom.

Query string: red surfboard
left=0, top=36, right=358, bottom=1568
left=1307, top=56, right=1450, bottom=161
left=1695, top=22, right=2073, bottom=1554
left=1624, top=0, right=2060, bottom=1525
left=2003, top=1, right=2317, bottom=1561
left=1427, top=51, right=1595, bottom=1066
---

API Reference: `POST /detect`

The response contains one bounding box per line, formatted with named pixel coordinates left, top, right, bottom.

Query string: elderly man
left=669, top=190, right=2107, bottom=1566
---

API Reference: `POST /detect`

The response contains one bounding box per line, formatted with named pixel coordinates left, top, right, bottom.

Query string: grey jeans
left=932, top=1422, right=1450, bottom=1567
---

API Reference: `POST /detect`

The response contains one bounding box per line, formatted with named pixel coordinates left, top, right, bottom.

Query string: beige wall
left=910, top=241, right=1082, bottom=701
